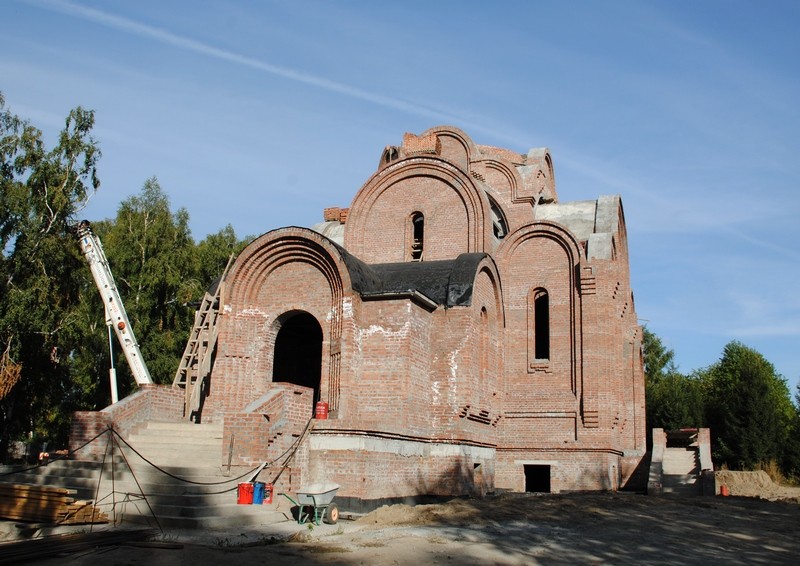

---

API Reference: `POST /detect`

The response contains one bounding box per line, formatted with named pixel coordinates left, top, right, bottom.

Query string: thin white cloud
left=26, top=0, right=550, bottom=156
left=22, top=1, right=800, bottom=267
left=728, top=322, right=800, bottom=338
left=28, top=0, right=482, bottom=130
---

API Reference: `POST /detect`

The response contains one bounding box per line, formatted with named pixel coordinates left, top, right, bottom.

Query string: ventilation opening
left=272, top=312, right=323, bottom=414
left=534, top=289, right=550, bottom=360
left=524, top=464, right=551, bottom=493
left=410, top=212, right=424, bottom=261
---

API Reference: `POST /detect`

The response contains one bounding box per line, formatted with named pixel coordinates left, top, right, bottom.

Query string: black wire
left=110, top=429, right=259, bottom=486
left=0, top=427, right=109, bottom=477
left=267, top=416, right=314, bottom=487
left=199, top=417, right=316, bottom=495
left=2, top=416, right=316, bottom=498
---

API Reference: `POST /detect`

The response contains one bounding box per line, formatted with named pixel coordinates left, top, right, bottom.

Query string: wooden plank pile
left=0, top=482, right=109, bottom=524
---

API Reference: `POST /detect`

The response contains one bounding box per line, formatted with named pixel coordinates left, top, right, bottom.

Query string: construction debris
left=0, top=483, right=108, bottom=525
left=0, top=528, right=158, bottom=565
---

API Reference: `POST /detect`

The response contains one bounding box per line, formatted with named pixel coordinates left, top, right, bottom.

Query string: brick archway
left=272, top=310, right=323, bottom=410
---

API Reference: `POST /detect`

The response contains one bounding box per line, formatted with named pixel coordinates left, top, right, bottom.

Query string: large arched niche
left=223, top=227, right=353, bottom=412
left=344, top=160, right=490, bottom=262
left=497, top=221, right=583, bottom=270
left=473, top=258, right=506, bottom=403
left=226, top=227, right=350, bottom=307
left=496, top=221, right=583, bottom=395
left=472, top=255, right=505, bottom=329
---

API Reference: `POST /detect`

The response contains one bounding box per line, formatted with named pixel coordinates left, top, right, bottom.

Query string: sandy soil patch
left=18, top=485, right=800, bottom=565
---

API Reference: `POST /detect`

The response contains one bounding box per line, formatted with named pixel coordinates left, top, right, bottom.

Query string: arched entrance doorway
left=272, top=311, right=323, bottom=410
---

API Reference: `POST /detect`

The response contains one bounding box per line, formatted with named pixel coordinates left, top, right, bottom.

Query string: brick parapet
left=69, top=384, right=183, bottom=461
left=221, top=384, right=313, bottom=471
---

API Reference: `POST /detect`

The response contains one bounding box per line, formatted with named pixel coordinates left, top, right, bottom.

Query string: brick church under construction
left=72, top=126, right=646, bottom=507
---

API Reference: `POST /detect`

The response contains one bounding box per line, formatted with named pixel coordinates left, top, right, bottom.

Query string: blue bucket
left=252, top=481, right=266, bottom=505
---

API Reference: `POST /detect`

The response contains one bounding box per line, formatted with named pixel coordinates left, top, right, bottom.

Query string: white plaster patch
left=241, top=308, right=267, bottom=316
left=444, top=334, right=469, bottom=408
left=359, top=321, right=411, bottom=340
left=342, top=297, right=353, bottom=319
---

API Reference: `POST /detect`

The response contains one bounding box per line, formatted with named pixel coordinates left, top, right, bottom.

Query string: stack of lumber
left=0, top=482, right=108, bottom=524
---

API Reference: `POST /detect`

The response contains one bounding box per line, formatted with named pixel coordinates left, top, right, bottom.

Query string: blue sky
left=3, top=0, right=799, bottom=393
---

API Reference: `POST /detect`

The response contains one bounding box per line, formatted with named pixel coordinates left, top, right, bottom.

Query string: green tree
left=647, top=371, right=705, bottom=432
left=196, top=224, right=250, bottom=291
left=98, top=178, right=197, bottom=388
left=0, top=93, right=100, bottom=454
left=642, top=326, right=677, bottom=382
left=703, top=341, right=794, bottom=471
left=642, top=327, right=703, bottom=432
left=781, top=385, right=800, bottom=481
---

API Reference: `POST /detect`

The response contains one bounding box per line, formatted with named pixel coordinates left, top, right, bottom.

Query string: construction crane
left=74, top=220, right=152, bottom=402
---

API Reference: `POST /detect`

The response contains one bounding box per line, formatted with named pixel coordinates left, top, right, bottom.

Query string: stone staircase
left=661, top=447, right=701, bottom=496
left=3, top=421, right=290, bottom=529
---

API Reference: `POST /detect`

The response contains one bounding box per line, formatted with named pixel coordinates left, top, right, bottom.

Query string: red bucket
left=237, top=482, right=254, bottom=504
left=315, top=401, right=329, bottom=420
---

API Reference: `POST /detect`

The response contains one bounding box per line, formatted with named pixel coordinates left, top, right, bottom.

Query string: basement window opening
left=524, top=464, right=551, bottom=493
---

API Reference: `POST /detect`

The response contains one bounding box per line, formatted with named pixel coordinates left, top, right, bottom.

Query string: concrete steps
left=124, top=421, right=223, bottom=468
left=2, top=421, right=289, bottom=529
left=661, top=447, right=701, bottom=496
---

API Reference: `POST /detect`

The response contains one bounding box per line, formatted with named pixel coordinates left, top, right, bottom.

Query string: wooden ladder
left=173, top=257, right=233, bottom=421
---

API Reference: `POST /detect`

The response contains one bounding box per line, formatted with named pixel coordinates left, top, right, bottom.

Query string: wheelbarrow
left=282, top=483, right=340, bottom=525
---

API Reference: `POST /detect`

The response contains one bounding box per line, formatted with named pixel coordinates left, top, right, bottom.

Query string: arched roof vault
left=226, top=227, right=354, bottom=307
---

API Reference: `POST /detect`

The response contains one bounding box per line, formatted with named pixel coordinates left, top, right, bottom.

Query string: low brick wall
left=307, top=432, right=495, bottom=504
left=221, top=384, right=313, bottom=479
left=69, top=384, right=184, bottom=460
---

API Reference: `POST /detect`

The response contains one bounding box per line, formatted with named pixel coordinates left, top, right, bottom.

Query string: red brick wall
left=495, top=449, right=623, bottom=492
left=221, top=384, right=313, bottom=473
left=344, top=160, right=488, bottom=263
left=306, top=434, right=496, bottom=501
left=208, top=232, right=346, bottom=419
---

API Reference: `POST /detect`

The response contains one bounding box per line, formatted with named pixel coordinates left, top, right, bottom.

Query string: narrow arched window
left=410, top=212, right=424, bottom=261
left=533, top=288, right=550, bottom=360
left=480, top=307, right=489, bottom=381
left=488, top=197, right=508, bottom=241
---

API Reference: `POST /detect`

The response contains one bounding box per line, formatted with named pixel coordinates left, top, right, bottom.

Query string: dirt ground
left=15, top=475, right=800, bottom=566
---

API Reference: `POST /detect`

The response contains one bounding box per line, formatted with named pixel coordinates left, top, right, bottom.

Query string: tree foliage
left=702, top=341, right=794, bottom=471
left=642, top=327, right=703, bottom=432
left=643, top=328, right=799, bottom=479
left=0, top=96, right=249, bottom=460
left=1, top=93, right=100, bottom=453
left=784, top=386, right=800, bottom=480
left=99, top=178, right=197, bottom=387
